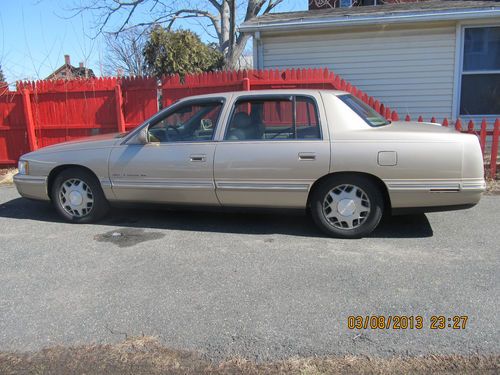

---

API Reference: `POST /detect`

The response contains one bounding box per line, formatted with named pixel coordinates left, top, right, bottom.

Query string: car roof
left=176, top=89, right=348, bottom=102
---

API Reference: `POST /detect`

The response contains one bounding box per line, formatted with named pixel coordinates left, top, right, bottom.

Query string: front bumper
left=13, top=174, right=50, bottom=201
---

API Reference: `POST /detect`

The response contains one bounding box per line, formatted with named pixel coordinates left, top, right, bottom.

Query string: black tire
left=51, top=167, right=109, bottom=223
left=309, top=174, right=384, bottom=239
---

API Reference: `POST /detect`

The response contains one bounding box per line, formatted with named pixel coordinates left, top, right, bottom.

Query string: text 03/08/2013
left=347, top=315, right=469, bottom=330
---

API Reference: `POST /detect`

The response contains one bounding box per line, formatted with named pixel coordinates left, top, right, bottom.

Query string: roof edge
left=239, top=7, right=500, bottom=33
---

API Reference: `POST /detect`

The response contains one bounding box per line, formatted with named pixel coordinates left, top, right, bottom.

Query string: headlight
left=18, top=160, right=29, bottom=175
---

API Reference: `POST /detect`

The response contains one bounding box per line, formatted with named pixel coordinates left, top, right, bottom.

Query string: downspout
left=252, top=31, right=263, bottom=69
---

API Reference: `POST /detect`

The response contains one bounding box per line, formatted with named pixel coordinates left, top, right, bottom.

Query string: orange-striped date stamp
left=347, top=315, right=468, bottom=330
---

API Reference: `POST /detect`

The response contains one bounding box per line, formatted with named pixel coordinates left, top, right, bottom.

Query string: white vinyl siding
left=261, top=23, right=456, bottom=121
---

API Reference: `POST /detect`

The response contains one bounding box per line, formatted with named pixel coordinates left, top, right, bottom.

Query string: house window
left=459, top=26, right=500, bottom=116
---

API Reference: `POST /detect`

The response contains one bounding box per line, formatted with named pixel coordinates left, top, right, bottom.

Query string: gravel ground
left=0, top=185, right=498, bottom=361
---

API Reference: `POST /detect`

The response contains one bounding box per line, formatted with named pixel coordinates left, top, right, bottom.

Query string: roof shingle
left=240, top=1, right=500, bottom=30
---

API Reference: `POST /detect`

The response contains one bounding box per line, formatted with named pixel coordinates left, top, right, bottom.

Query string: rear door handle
left=190, top=154, right=206, bottom=162
left=298, top=152, right=316, bottom=161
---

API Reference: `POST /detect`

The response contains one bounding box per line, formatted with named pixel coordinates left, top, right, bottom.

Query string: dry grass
left=486, top=178, right=500, bottom=195
left=0, top=168, right=17, bottom=185
left=0, top=336, right=498, bottom=375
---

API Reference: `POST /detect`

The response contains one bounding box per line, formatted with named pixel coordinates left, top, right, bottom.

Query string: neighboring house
left=240, top=0, right=500, bottom=123
left=46, top=55, right=95, bottom=80
left=308, top=0, right=422, bottom=10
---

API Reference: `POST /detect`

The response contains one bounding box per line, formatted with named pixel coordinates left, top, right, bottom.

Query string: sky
left=0, top=0, right=306, bottom=83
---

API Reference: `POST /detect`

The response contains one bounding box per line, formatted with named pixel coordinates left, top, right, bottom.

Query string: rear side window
left=296, top=97, right=320, bottom=138
left=339, top=94, right=390, bottom=127
left=224, top=96, right=321, bottom=141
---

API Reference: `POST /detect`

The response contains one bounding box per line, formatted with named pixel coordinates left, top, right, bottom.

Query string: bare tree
left=103, top=28, right=149, bottom=76
left=71, top=0, right=283, bottom=69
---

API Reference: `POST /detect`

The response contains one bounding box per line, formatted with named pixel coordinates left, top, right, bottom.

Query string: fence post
left=479, top=119, right=487, bottom=154
left=242, top=77, right=250, bottom=91
left=490, top=119, right=499, bottom=180
left=22, top=89, right=37, bottom=151
left=114, top=85, right=126, bottom=133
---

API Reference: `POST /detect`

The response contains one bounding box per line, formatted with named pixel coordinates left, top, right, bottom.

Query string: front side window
left=338, top=94, right=390, bottom=127
left=460, top=26, right=500, bottom=115
left=224, top=96, right=321, bottom=141
left=148, top=100, right=223, bottom=142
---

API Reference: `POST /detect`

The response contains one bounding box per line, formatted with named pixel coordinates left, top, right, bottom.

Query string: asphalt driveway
left=0, top=185, right=498, bottom=361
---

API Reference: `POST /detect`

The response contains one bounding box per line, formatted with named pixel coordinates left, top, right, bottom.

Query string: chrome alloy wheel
left=322, top=184, right=371, bottom=230
left=58, top=178, right=94, bottom=217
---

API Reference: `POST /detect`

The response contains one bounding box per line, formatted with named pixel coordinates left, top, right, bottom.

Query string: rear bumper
left=385, top=178, right=485, bottom=211
left=13, top=174, right=50, bottom=201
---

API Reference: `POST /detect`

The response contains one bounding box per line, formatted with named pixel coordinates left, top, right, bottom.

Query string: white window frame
left=453, top=22, right=500, bottom=120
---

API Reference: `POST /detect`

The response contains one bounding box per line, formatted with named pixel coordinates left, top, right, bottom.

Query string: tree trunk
left=226, top=0, right=236, bottom=69
left=220, top=0, right=230, bottom=54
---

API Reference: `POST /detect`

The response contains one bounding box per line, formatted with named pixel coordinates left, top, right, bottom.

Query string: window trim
left=222, top=94, right=323, bottom=142
left=455, top=23, right=500, bottom=118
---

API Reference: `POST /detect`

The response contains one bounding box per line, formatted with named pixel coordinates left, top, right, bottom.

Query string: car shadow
left=0, top=198, right=433, bottom=239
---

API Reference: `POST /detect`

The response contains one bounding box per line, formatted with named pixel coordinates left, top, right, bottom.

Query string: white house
left=240, top=1, right=500, bottom=123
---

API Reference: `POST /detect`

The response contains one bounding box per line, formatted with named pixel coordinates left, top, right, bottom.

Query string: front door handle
left=298, top=152, right=316, bottom=161
left=190, top=154, right=206, bottom=162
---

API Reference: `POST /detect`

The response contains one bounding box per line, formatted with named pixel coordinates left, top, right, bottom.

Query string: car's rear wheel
left=310, top=175, right=384, bottom=238
left=51, top=168, right=109, bottom=223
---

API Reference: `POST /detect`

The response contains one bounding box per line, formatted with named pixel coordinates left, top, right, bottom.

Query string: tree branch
left=207, top=0, right=222, bottom=12
left=164, top=9, right=219, bottom=30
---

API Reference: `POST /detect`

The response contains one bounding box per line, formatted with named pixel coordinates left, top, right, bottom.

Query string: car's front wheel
left=309, top=175, right=384, bottom=238
left=51, top=168, right=109, bottom=223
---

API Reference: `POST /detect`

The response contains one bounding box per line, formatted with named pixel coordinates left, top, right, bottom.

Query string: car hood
left=25, top=132, right=126, bottom=156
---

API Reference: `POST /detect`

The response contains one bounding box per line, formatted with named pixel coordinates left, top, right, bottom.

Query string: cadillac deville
left=14, top=90, right=485, bottom=238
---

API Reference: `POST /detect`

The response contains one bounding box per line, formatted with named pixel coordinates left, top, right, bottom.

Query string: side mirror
left=136, top=128, right=149, bottom=144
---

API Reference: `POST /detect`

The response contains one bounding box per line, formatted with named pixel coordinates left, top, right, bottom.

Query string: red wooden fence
left=0, top=68, right=499, bottom=179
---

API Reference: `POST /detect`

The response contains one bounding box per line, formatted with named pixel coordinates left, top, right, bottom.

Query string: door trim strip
left=216, top=182, right=310, bottom=191
left=112, top=180, right=214, bottom=190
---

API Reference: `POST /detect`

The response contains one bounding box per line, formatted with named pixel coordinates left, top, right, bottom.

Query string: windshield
left=338, top=94, right=391, bottom=127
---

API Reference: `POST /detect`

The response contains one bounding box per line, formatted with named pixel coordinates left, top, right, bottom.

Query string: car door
left=108, top=98, right=226, bottom=205
left=213, top=93, right=331, bottom=208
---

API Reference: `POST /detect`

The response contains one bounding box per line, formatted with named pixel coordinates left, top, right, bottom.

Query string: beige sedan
left=14, top=90, right=485, bottom=238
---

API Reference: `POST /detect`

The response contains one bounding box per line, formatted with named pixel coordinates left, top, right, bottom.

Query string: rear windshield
left=338, top=94, right=391, bottom=127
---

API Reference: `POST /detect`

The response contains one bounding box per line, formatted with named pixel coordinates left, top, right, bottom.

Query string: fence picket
left=491, top=120, right=499, bottom=180
left=467, top=120, right=475, bottom=134
left=479, top=119, right=487, bottom=154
